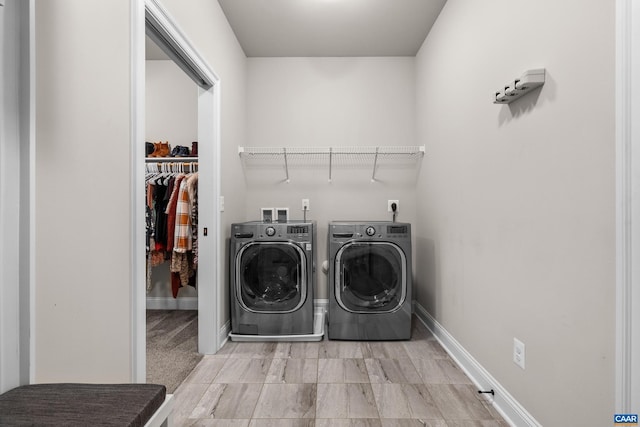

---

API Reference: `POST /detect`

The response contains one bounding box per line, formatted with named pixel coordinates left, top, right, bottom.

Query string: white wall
left=146, top=60, right=197, bottom=149
left=415, top=0, right=615, bottom=425
left=159, top=0, right=247, bottom=328
left=145, top=59, right=197, bottom=300
left=246, top=57, right=417, bottom=299
left=34, top=0, right=133, bottom=382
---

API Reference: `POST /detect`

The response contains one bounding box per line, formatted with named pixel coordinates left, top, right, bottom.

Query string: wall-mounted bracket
left=371, top=147, right=380, bottom=183
left=494, top=68, right=545, bottom=104
left=283, top=147, right=290, bottom=183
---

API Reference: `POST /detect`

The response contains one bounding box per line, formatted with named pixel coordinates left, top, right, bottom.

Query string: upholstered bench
left=0, top=383, right=174, bottom=426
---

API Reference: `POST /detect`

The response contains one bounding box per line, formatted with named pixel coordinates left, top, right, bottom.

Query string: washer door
left=236, top=241, right=307, bottom=313
left=335, top=241, right=406, bottom=313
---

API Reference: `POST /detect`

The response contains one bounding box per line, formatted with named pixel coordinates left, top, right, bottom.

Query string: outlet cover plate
left=513, top=338, right=525, bottom=370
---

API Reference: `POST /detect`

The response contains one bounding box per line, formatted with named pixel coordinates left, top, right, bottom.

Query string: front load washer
left=230, top=221, right=315, bottom=336
left=328, top=221, right=412, bottom=340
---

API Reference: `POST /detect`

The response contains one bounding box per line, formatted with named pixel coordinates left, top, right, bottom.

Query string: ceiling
left=146, top=1, right=447, bottom=60
left=217, top=0, right=448, bottom=57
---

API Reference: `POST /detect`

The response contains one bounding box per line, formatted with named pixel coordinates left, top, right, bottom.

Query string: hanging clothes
left=165, top=174, right=186, bottom=253
left=187, top=173, right=199, bottom=267
left=170, top=173, right=198, bottom=296
left=145, top=163, right=198, bottom=297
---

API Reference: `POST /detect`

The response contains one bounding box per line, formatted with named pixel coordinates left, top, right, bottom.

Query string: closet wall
left=145, top=59, right=198, bottom=302
left=245, top=57, right=418, bottom=299
left=414, top=0, right=615, bottom=425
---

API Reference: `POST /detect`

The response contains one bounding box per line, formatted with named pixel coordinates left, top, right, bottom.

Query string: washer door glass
left=335, top=241, right=406, bottom=313
left=237, top=242, right=306, bottom=313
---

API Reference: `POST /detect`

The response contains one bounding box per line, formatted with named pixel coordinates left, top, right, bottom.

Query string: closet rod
left=145, top=162, right=198, bottom=173
left=145, top=162, right=199, bottom=165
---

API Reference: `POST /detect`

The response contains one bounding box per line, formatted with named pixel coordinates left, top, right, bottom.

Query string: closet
left=145, top=48, right=199, bottom=306
left=145, top=39, right=201, bottom=391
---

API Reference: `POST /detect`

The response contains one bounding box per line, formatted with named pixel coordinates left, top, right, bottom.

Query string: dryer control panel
left=287, top=225, right=309, bottom=235
left=330, top=222, right=411, bottom=240
left=387, top=225, right=409, bottom=235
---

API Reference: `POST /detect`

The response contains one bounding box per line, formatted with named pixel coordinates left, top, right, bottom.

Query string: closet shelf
left=145, top=157, right=198, bottom=162
left=238, top=145, right=425, bottom=183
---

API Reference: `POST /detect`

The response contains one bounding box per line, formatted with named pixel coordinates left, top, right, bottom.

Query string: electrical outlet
left=387, top=200, right=399, bottom=212
left=219, top=196, right=225, bottom=212
left=261, top=208, right=274, bottom=223
left=302, top=198, right=310, bottom=211
left=275, top=208, right=289, bottom=223
left=513, top=338, right=525, bottom=370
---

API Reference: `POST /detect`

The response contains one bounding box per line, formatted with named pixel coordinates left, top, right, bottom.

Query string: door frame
left=130, top=0, right=222, bottom=382
left=0, top=0, right=34, bottom=392
left=615, top=0, right=640, bottom=412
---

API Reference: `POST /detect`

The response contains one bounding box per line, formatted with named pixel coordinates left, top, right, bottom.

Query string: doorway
left=132, top=0, right=222, bottom=383
left=144, top=37, right=200, bottom=392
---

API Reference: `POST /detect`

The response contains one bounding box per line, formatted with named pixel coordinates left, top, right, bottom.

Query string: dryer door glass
left=237, top=242, right=306, bottom=313
left=335, top=242, right=406, bottom=313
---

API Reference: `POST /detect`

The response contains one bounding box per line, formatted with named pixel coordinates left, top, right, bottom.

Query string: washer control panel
left=330, top=222, right=411, bottom=240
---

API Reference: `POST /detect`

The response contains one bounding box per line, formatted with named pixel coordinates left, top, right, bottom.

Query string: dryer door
left=335, top=241, right=406, bottom=313
left=236, top=242, right=307, bottom=313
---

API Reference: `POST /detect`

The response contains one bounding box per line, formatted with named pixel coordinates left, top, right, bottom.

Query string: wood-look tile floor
left=171, top=318, right=510, bottom=426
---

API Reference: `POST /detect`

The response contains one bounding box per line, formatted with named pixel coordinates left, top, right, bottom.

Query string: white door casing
left=131, top=0, right=221, bottom=382
left=615, top=0, right=640, bottom=412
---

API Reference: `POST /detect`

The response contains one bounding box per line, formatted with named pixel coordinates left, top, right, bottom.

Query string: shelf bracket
left=328, top=147, right=333, bottom=183
left=371, top=147, right=379, bottom=182
left=283, top=147, right=290, bottom=183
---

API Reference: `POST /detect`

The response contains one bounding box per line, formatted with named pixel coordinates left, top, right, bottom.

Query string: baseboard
left=413, top=302, right=542, bottom=427
left=146, top=297, right=198, bottom=310
left=218, top=320, right=231, bottom=350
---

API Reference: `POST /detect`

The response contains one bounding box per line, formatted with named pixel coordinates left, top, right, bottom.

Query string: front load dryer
left=230, top=221, right=315, bottom=337
left=328, top=221, right=412, bottom=340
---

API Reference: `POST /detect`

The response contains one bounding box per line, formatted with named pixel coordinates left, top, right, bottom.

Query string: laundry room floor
left=170, top=317, right=509, bottom=426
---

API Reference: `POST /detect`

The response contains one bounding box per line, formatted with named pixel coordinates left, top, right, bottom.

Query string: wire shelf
left=238, top=146, right=425, bottom=182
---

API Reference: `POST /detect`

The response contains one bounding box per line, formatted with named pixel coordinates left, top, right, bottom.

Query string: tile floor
left=171, top=318, right=509, bottom=426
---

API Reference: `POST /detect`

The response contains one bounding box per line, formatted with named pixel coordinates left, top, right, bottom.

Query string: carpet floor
left=146, top=309, right=202, bottom=393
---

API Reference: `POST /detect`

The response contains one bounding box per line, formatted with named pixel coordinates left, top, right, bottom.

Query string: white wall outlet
left=275, top=208, right=289, bottom=223
left=219, top=196, right=225, bottom=212
left=302, top=198, right=310, bottom=211
left=513, top=338, right=526, bottom=370
left=388, top=200, right=399, bottom=212
left=261, top=208, right=274, bottom=223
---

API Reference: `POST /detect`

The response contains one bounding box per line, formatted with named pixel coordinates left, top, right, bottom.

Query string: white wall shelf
left=238, top=145, right=425, bottom=182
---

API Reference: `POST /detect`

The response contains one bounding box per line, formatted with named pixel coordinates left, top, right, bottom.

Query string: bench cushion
left=0, top=383, right=166, bottom=426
